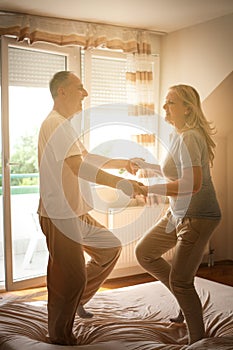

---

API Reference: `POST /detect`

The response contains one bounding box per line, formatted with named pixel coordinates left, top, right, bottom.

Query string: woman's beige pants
left=135, top=210, right=220, bottom=344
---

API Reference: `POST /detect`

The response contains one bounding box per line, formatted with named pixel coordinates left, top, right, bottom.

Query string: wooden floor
left=103, top=260, right=233, bottom=289
left=197, top=260, right=233, bottom=287
left=1, top=260, right=232, bottom=298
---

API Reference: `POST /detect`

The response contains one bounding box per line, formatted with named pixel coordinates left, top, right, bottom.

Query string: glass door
left=1, top=37, right=80, bottom=290
left=0, top=42, right=5, bottom=289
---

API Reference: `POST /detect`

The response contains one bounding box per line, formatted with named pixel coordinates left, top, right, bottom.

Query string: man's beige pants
left=39, top=213, right=122, bottom=345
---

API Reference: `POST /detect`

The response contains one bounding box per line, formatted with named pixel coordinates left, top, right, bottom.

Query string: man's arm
left=81, top=152, right=141, bottom=175
left=64, top=155, right=147, bottom=197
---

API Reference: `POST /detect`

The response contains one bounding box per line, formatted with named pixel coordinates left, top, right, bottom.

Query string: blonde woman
left=135, top=84, right=221, bottom=345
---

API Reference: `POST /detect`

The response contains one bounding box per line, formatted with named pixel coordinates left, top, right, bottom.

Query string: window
left=0, top=37, right=160, bottom=289
left=81, top=49, right=160, bottom=165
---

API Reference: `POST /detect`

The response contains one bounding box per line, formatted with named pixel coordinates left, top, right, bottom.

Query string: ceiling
left=0, top=0, right=233, bottom=34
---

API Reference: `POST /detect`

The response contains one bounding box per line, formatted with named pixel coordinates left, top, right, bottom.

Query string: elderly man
left=38, top=71, right=146, bottom=345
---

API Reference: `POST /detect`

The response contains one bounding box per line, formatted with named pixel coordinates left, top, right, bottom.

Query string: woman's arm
left=148, top=166, right=202, bottom=196
left=130, top=158, right=163, bottom=177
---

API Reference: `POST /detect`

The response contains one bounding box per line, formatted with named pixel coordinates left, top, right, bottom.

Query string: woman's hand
left=129, top=158, right=163, bottom=177
left=146, top=193, right=159, bottom=206
left=126, top=158, right=145, bottom=175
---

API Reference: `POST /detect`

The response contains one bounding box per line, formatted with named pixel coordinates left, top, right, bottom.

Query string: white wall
left=158, top=13, right=233, bottom=261
left=160, top=14, right=233, bottom=101
left=227, top=131, right=233, bottom=258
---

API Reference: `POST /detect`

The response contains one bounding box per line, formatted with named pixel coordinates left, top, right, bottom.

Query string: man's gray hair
left=49, top=71, right=71, bottom=99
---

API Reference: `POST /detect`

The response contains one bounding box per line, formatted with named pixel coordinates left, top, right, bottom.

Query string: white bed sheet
left=0, top=277, right=232, bottom=350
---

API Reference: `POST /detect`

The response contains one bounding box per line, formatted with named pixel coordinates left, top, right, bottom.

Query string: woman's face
left=163, top=89, right=188, bottom=130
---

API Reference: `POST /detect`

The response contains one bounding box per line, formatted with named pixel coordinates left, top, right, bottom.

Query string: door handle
left=7, top=162, right=20, bottom=166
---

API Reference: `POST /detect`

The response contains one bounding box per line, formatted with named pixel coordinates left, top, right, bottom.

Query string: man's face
left=64, top=74, right=88, bottom=114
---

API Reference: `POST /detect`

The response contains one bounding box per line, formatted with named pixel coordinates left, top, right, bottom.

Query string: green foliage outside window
left=0, top=132, right=39, bottom=189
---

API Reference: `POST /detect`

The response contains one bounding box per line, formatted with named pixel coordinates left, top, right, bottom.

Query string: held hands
left=117, top=180, right=158, bottom=206
left=116, top=158, right=162, bottom=206
left=131, top=184, right=159, bottom=207
left=125, top=158, right=145, bottom=176
left=131, top=180, right=148, bottom=198
left=129, top=158, right=163, bottom=178
left=116, top=178, right=159, bottom=207
left=116, top=178, right=147, bottom=198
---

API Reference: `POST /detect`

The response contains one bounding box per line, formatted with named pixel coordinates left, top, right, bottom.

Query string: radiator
left=107, top=204, right=168, bottom=277
left=107, top=205, right=210, bottom=278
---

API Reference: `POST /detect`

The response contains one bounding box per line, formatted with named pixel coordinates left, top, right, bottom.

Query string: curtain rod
left=0, top=10, right=166, bottom=36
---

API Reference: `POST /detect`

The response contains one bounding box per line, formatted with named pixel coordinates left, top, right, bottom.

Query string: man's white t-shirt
left=38, top=110, right=93, bottom=219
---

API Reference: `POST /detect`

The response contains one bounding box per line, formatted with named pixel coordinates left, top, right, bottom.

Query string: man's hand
left=116, top=179, right=148, bottom=198
left=131, top=180, right=148, bottom=197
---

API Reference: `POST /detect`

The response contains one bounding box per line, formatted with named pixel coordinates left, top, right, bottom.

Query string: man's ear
left=57, top=86, right=65, bottom=96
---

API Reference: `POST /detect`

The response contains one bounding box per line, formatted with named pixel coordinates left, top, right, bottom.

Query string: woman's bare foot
left=170, top=309, right=184, bottom=323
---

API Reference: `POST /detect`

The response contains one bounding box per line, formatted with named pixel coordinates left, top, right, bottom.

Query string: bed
left=0, top=277, right=232, bottom=350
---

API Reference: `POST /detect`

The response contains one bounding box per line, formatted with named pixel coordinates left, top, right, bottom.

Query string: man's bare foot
left=46, top=333, right=78, bottom=345
left=77, top=304, right=94, bottom=318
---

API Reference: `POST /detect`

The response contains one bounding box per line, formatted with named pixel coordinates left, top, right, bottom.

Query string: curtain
left=0, top=11, right=154, bottom=117
left=126, top=52, right=155, bottom=116
left=0, top=12, right=151, bottom=54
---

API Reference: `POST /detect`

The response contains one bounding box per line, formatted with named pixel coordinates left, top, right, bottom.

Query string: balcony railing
left=0, top=173, right=39, bottom=195
left=0, top=173, right=48, bottom=283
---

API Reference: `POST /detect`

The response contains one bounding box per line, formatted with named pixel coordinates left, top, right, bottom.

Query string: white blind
left=82, top=52, right=127, bottom=107
left=8, top=47, right=66, bottom=87
left=91, top=56, right=127, bottom=106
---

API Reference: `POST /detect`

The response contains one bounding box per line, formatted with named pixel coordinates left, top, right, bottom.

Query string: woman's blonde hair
left=170, top=84, right=216, bottom=166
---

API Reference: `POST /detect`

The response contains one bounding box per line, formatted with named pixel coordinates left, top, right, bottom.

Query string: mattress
left=0, top=277, right=232, bottom=349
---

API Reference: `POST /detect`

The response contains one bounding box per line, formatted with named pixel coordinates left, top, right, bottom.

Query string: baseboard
left=200, top=259, right=233, bottom=268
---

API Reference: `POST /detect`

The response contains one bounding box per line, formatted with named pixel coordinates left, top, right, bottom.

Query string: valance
left=0, top=11, right=151, bottom=54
